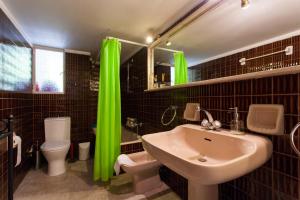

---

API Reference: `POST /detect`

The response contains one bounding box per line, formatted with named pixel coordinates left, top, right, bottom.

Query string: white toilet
left=41, top=117, right=71, bottom=176
left=121, top=151, right=162, bottom=194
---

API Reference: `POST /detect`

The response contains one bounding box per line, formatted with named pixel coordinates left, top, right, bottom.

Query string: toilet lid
left=41, top=140, right=70, bottom=151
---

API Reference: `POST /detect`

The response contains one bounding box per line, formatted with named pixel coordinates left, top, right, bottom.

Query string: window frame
left=32, top=46, right=65, bottom=94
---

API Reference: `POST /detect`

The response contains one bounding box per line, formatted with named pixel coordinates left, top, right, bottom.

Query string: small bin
left=79, top=142, right=90, bottom=161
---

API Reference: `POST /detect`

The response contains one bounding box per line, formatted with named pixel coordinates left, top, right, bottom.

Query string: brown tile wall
left=121, top=142, right=144, bottom=154
left=120, top=48, right=148, bottom=129
left=33, top=53, right=95, bottom=158
left=189, top=36, right=300, bottom=81
left=0, top=93, right=33, bottom=199
left=0, top=44, right=96, bottom=200
left=0, top=7, right=146, bottom=199
left=0, top=8, right=33, bottom=200
left=1, top=8, right=98, bottom=198
left=122, top=36, right=300, bottom=200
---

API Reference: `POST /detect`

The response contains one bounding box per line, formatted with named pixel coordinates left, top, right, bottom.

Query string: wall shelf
left=145, top=65, right=300, bottom=92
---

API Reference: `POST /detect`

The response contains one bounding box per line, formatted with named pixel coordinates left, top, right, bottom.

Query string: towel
left=13, top=132, right=22, bottom=167
left=114, top=154, right=135, bottom=175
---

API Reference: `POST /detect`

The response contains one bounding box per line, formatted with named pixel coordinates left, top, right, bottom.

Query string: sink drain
left=198, top=157, right=207, bottom=162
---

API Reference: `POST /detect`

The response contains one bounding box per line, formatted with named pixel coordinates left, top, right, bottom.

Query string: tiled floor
left=14, top=160, right=180, bottom=200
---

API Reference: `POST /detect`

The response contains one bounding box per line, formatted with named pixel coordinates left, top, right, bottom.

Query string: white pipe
left=155, top=47, right=181, bottom=53
left=98, top=36, right=180, bottom=62
left=106, top=36, right=180, bottom=52
left=107, top=36, right=148, bottom=47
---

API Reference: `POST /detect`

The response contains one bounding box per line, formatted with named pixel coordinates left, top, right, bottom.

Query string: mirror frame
left=146, top=0, right=300, bottom=91
left=146, top=0, right=226, bottom=90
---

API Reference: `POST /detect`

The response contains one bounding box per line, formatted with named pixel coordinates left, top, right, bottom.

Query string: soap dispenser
left=228, top=107, right=244, bottom=134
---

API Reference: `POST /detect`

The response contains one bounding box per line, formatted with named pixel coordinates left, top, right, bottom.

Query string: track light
left=241, top=0, right=250, bottom=9
left=166, top=41, right=172, bottom=46
left=146, top=36, right=154, bottom=44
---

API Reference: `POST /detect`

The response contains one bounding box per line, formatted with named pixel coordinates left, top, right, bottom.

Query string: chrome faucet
left=197, top=106, right=221, bottom=130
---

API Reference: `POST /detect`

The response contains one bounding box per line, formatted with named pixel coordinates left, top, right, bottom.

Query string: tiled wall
left=1, top=7, right=98, bottom=198
left=143, top=75, right=300, bottom=200
left=0, top=8, right=33, bottom=200
left=120, top=48, right=147, bottom=128
left=0, top=93, right=33, bottom=199
left=189, top=36, right=300, bottom=82
left=121, top=142, right=144, bottom=154
left=122, top=36, right=300, bottom=199
left=33, top=53, right=94, bottom=157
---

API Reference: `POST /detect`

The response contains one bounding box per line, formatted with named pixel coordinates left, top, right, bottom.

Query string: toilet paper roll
left=13, top=132, right=22, bottom=167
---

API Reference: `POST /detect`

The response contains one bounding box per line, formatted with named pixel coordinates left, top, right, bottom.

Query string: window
left=33, top=48, right=64, bottom=93
left=0, top=43, right=32, bottom=92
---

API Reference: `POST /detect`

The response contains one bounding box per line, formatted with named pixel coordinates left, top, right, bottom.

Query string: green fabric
left=174, top=51, right=188, bottom=85
left=93, top=38, right=121, bottom=182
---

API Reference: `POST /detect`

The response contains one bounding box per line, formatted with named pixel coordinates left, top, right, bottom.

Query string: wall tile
left=121, top=36, right=300, bottom=199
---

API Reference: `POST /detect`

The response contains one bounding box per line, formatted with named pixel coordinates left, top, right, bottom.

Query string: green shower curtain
left=93, top=38, right=121, bottom=182
left=174, top=51, right=188, bottom=85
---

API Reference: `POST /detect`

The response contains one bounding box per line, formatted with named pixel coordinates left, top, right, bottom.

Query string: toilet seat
left=41, top=140, right=70, bottom=152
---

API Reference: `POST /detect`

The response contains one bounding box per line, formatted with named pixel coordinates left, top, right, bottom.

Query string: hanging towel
left=114, top=154, right=135, bottom=175
left=13, top=132, right=22, bottom=167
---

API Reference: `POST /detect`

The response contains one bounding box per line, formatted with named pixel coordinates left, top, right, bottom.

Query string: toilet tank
left=44, top=117, right=71, bottom=141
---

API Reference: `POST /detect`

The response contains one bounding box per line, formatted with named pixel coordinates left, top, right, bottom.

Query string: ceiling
left=1, top=0, right=202, bottom=62
left=156, top=0, right=300, bottom=66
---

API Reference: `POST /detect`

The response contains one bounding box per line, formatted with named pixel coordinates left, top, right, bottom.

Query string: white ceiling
left=1, top=0, right=202, bottom=61
left=157, top=0, right=300, bottom=66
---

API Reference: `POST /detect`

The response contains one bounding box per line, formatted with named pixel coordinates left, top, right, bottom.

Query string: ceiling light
left=146, top=36, right=154, bottom=44
left=166, top=41, right=172, bottom=46
left=241, top=0, right=250, bottom=9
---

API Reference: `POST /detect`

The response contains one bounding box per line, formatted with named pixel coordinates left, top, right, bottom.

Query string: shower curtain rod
left=107, top=36, right=147, bottom=47
left=106, top=36, right=180, bottom=53
left=155, top=47, right=180, bottom=53
left=97, top=36, right=180, bottom=64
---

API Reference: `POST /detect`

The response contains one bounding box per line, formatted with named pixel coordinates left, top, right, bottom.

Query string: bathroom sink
left=142, top=124, right=272, bottom=200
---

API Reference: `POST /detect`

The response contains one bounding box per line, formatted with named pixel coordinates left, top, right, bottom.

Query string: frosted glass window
left=0, top=43, right=32, bottom=92
left=34, top=48, right=64, bottom=93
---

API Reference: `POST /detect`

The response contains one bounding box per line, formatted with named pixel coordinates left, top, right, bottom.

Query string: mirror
left=150, top=0, right=300, bottom=90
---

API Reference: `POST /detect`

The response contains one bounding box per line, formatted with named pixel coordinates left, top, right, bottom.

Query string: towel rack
left=161, top=106, right=177, bottom=126
left=0, top=115, right=14, bottom=200
left=239, top=46, right=293, bottom=66
left=290, top=122, right=300, bottom=156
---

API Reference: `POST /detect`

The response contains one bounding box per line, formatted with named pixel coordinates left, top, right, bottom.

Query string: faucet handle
left=212, top=120, right=222, bottom=129
left=201, top=119, right=209, bottom=127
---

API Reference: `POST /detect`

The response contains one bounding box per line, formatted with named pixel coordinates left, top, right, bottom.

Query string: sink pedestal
left=188, top=180, right=218, bottom=200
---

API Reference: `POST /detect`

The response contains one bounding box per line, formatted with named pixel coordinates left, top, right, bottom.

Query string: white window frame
left=32, top=46, right=65, bottom=94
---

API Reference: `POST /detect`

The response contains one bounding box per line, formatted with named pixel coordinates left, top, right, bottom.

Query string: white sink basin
left=142, top=124, right=272, bottom=200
